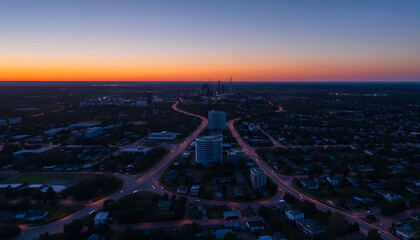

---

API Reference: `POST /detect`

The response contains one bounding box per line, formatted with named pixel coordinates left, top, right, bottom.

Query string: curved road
left=228, top=117, right=398, bottom=240
left=17, top=101, right=397, bottom=240
left=17, top=101, right=207, bottom=240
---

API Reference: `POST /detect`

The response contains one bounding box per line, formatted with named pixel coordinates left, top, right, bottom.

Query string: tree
left=223, top=232, right=237, bottom=240
left=328, top=214, right=349, bottom=237
left=380, top=200, right=406, bottom=216
left=69, top=175, right=121, bottom=200
left=45, top=186, right=55, bottom=200
left=257, top=206, right=269, bottom=218
left=177, top=224, right=194, bottom=240
left=300, top=201, right=316, bottom=216
left=112, top=228, right=146, bottom=240
left=103, top=199, right=114, bottom=209
left=387, top=177, right=404, bottom=192
left=192, top=222, right=200, bottom=234
left=408, top=196, right=420, bottom=208
left=0, top=224, right=21, bottom=239
left=366, top=229, right=383, bottom=240
left=38, top=232, right=51, bottom=240
left=283, top=193, right=298, bottom=204
left=16, top=197, right=31, bottom=210
left=345, top=223, right=360, bottom=234
left=63, top=219, right=83, bottom=239
left=95, top=223, right=111, bottom=235
left=366, top=214, right=377, bottom=222
left=48, top=198, right=59, bottom=207
left=283, top=165, right=294, bottom=175
left=0, top=194, right=9, bottom=210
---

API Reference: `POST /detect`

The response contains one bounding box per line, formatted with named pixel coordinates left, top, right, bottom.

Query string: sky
left=1, top=0, right=420, bottom=82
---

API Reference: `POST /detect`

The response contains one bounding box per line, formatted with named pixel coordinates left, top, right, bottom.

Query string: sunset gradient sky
left=1, top=0, right=420, bottom=82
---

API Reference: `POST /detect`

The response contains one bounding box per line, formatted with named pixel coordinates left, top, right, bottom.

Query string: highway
left=228, top=117, right=398, bottom=240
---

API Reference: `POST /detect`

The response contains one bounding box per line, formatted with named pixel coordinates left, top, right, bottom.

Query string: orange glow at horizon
left=2, top=1, right=420, bottom=82
left=2, top=58, right=420, bottom=82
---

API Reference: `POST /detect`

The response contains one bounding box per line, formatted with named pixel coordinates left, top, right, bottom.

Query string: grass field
left=0, top=174, right=16, bottom=182
left=32, top=205, right=85, bottom=226
left=5, top=173, right=96, bottom=184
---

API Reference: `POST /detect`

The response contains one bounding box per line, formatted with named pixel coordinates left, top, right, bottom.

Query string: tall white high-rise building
left=195, top=135, right=223, bottom=166
left=208, top=110, right=226, bottom=131
left=250, top=167, right=267, bottom=189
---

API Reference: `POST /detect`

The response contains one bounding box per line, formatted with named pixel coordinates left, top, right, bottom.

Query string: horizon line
left=1, top=80, right=420, bottom=84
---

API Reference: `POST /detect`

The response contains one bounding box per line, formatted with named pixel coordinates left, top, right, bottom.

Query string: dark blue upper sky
left=1, top=0, right=419, bottom=81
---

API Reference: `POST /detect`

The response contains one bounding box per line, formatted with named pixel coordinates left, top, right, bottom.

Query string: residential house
left=411, top=212, right=420, bottom=222
left=246, top=220, right=265, bottom=232
left=327, top=176, right=339, bottom=186
left=94, top=212, right=109, bottom=225
left=346, top=176, right=359, bottom=187
left=274, top=201, right=292, bottom=217
left=376, top=191, right=403, bottom=202
left=223, top=211, right=239, bottom=219
left=300, top=178, right=319, bottom=190
left=296, top=218, right=326, bottom=240
left=26, top=210, right=49, bottom=222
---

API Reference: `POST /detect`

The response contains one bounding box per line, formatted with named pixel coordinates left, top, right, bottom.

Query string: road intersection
left=229, top=117, right=398, bottom=240
left=17, top=101, right=399, bottom=240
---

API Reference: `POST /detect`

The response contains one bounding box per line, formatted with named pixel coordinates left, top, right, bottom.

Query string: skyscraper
left=208, top=110, right=226, bottom=131
left=250, top=167, right=267, bottom=189
left=195, top=135, right=223, bottom=166
left=229, top=77, right=233, bottom=94
left=202, top=83, right=212, bottom=97
left=147, top=90, right=152, bottom=106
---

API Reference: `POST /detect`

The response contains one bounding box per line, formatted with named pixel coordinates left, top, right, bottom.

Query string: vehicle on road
left=133, top=190, right=139, bottom=193
left=89, top=210, right=96, bottom=215
left=120, top=190, right=124, bottom=194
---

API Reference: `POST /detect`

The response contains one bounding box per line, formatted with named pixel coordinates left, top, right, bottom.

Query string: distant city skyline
left=1, top=0, right=420, bottom=82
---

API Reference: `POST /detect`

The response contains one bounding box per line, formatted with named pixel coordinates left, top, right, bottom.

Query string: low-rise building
left=157, top=200, right=173, bottom=211
left=300, top=178, right=319, bottom=190
left=376, top=190, right=403, bottom=202
left=223, top=211, right=239, bottom=219
left=285, top=209, right=304, bottom=220
left=94, top=212, right=109, bottom=225
left=395, top=225, right=417, bottom=240
left=26, top=210, right=49, bottom=222
left=0, top=183, right=24, bottom=190
left=246, top=220, right=265, bottom=232
left=149, top=131, right=177, bottom=140
left=411, top=212, right=420, bottom=222
left=296, top=218, right=326, bottom=240
left=85, top=127, right=104, bottom=138
left=327, top=176, right=339, bottom=186
left=190, top=185, right=200, bottom=196
left=13, top=146, right=57, bottom=156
